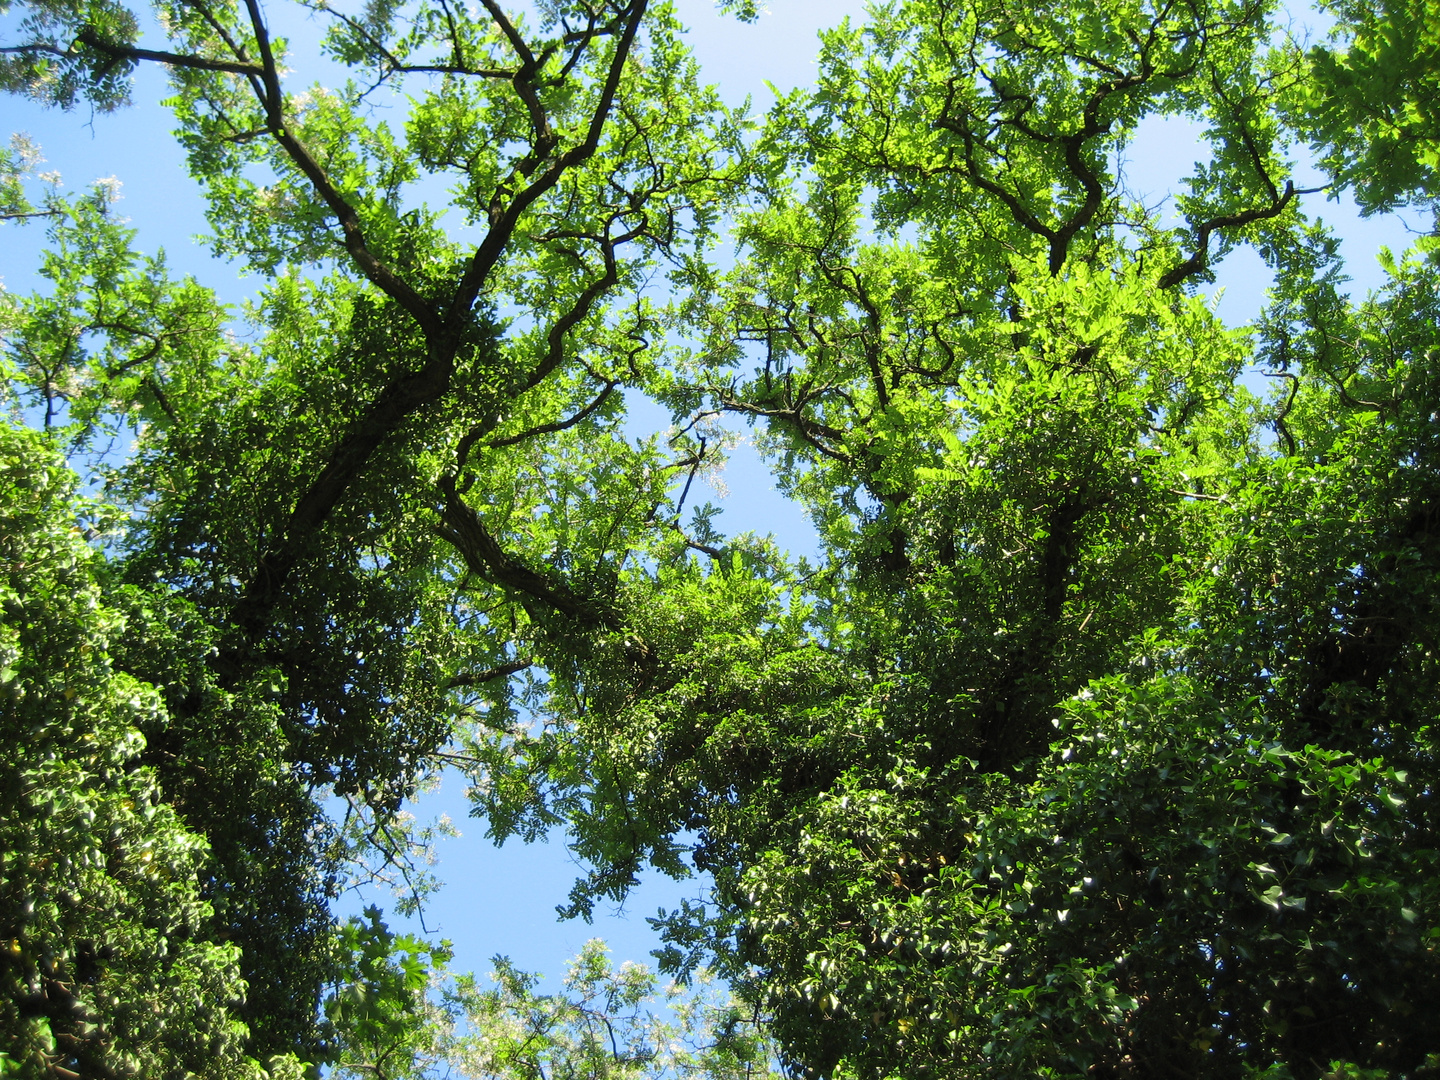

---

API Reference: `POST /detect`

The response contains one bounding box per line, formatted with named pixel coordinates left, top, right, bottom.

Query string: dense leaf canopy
left=0, top=423, right=307, bottom=1078
left=2, top=0, right=1439, bottom=1076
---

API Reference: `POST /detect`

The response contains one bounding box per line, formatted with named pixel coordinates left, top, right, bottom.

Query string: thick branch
left=478, top=0, right=554, bottom=150
left=435, top=483, right=610, bottom=625
left=447, top=659, right=533, bottom=689
left=67, top=29, right=264, bottom=75
left=236, top=0, right=437, bottom=328
left=221, top=352, right=457, bottom=668
left=225, top=167, right=636, bottom=664
left=204, top=2, right=648, bottom=679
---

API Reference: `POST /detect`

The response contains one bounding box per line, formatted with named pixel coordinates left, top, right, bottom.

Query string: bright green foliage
left=323, top=908, right=452, bottom=1079
left=0, top=0, right=141, bottom=109
left=2, top=184, right=236, bottom=437
left=326, top=930, right=780, bottom=1080
left=0, top=423, right=305, bottom=1079
left=3, top=192, right=348, bottom=1060
left=0, top=133, right=58, bottom=223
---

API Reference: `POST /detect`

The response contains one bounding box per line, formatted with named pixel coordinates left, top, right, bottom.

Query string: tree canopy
left=2, top=0, right=1439, bottom=1077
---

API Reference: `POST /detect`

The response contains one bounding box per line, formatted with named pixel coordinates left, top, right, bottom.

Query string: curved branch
left=719, top=394, right=853, bottom=463
left=1265, top=370, right=1300, bottom=457
left=1158, top=180, right=1323, bottom=288
left=65, top=17, right=435, bottom=329
left=445, top=0, right=650, bottom=339
left=435, top=481, right=611, bottom=625
left=447, top=659, right=533, bottom=690
left=237, top=0, right=438, bottom=328
left=485, top=379, right=618, bottom=449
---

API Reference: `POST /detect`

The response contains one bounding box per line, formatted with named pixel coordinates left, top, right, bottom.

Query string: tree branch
left=435, top=481, right=611, bottom=625
left=718, top=394, right=853, bottom=463
left=444, top=0, right=649, bottom=341
left=221, top=354, right=459, bottom=672
left=1158, top=181, right=1323, bottom=288
left=485, top=379, right=617, bottom=449
left=447, top=659, right=533, bottom=690
left=55, top=30, right=266, bottom=76
left=234, top=0, right=437, bottom=329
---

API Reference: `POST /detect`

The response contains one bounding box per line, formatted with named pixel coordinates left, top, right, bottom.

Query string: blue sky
left=1, top=0, right=1424, bottom=989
